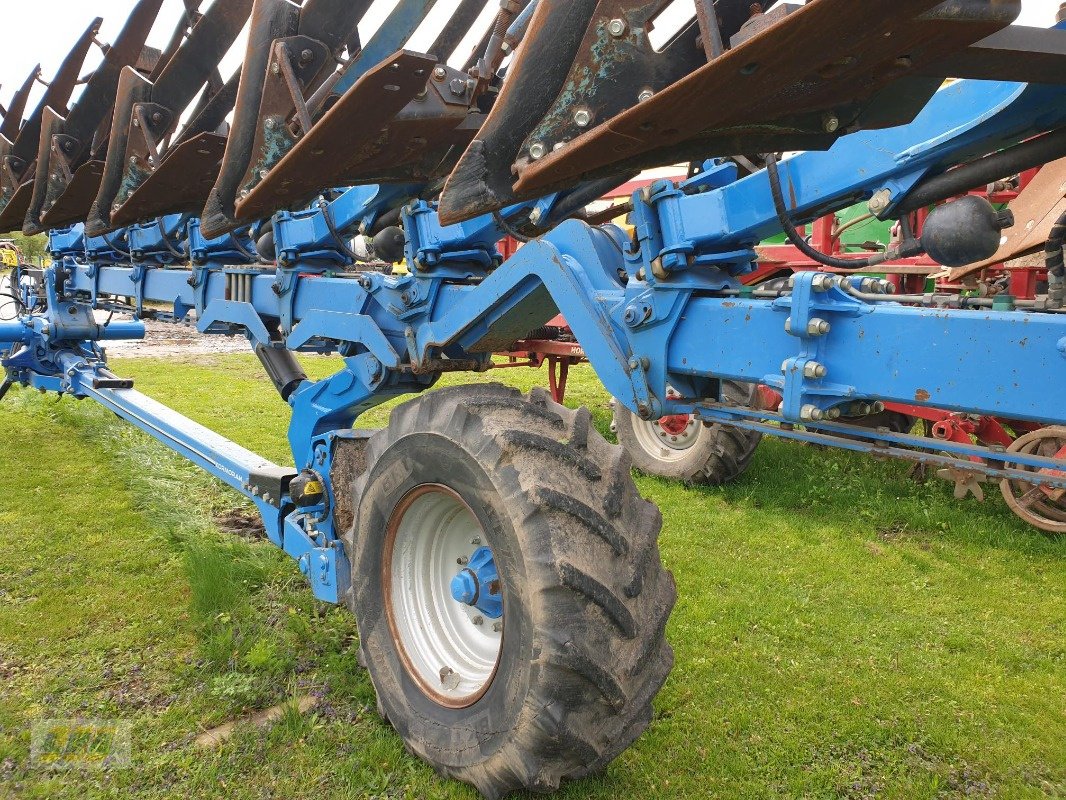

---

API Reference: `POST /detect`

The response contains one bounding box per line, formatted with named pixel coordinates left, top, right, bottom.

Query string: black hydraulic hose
left=157, top=216, right=187, bottom=261
left=765, top=154, right=922, bottom=271
left=1045, top=210, right=1066, bottom=308
left=229, top=229, right=270, bottom=265
left=897, top=127, right=1066, bottom=214
left=103, top=233, right=132, bottom=260
left=318, top=197, right=367, bottom=264
left=493, top=210, right=531, bottom=244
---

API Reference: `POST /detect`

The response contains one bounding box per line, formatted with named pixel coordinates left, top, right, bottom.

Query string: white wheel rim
left=631, top=401, right=702, bottom=462
left=384, top=485, right=503, bottom=707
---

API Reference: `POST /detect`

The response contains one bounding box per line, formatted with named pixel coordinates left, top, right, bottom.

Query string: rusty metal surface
left=0, top=181, right=33, bottom=233
left=23, top=0, right=166, bottom=235
left=0, top=18, right=103, bottom=228
left=440, top=0, right=1017, bottom=220
left=86, top=0, right=255, bottom=234
left=949, top=157, right=1066, bottom=281
left=232, top=51, right=439, bottom=224
left=439, top=0, right=599, bottom=224
left=111, top=133, right=227, bottom=227
left=38, top=161, right=106, bottom=231
left=0, top=68, right=39, bottom=141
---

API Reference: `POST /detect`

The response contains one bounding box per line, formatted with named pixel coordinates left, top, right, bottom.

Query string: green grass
left=0, top=354, right=1063, bottom=799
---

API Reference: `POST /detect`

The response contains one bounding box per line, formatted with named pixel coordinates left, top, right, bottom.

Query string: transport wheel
left=999, top=426, right=1066, bottom=534
left=611, top=382, right=763, bottom=485
left=346, top=384, right=676, bottom=798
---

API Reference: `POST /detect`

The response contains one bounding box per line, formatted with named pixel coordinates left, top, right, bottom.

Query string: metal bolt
left=449, top=78, right=466, bottom=96
left=457, top=556, right=469, bottom=566
left=493, top=621, right=503, bottom=633
left=800, top=405, right=825, bottom=421
left=827, top=407, right=842, bottom=420
left=471, top=537, right=481, bottom=546
left=528, top=142, right=546, bottom=160
left=868, top=188, right=892, bottom=215
left=433, top=66, right=447, bottom=80
left=807, top=318, right=831, bottom=336
left=472, top=615, right=484, bottom=626
left=300, top=48, right=314, bottom=64
left=811, top=273, right=833, bottom=292
left=607, top=18, right=628, bottom=37
left=573, top=109, right=592, bottom=128
left=803, top=362, right=828, bottom=379
left=638, top=90, right=654, bottom=103
left=271, top=62, right=280, bottom=75
left=822, top=113, right=840, bottom=133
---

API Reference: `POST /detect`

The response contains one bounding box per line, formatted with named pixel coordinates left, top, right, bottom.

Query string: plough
left=3, top=2, right=1066, bottom=796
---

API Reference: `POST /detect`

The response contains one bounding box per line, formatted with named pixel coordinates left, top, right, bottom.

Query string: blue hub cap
left=449, top=546, right=503, bottom=619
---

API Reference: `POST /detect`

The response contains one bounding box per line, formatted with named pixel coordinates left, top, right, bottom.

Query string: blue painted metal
left=7, top=74, right=1066, bottom=602
left=451, top=546, right=503, bottom=620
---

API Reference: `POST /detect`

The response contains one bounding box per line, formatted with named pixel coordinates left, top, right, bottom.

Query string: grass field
left=0, top=354, right=1063, bottom=799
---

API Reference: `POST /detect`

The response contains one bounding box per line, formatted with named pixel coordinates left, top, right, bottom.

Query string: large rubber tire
left=345, top=384, right=676, bottom=798
left=612, top=381, right=763, bottom=485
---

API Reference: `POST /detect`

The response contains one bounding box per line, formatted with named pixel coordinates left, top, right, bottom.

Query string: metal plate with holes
left=233, top=51, right=439, bottom=223
left=111, top=133, right=228, bottom=227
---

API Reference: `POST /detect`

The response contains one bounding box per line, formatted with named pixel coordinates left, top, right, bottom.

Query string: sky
left=0, top=0, right=1061, bottom=120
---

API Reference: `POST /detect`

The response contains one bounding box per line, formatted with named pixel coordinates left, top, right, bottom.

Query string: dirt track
left=101, top=316, right=250, bottom=359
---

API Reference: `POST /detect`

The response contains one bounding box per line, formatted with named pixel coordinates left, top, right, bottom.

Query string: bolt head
left=433, top=66, right=447, bottom=80
left=573, top=109, right=592, bottom=127
left=607, top=18, right=628, bottom=37
left=638, top=89, right=654, bottom=103
left=528, top=142, right=546, bottom=160
left=822, top=113, right=840, bottom=133
left=472, top=615, right=484, bottom=626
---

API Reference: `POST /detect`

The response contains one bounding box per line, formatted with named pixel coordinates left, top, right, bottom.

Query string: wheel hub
left=450, top=546, right=503, bottom=619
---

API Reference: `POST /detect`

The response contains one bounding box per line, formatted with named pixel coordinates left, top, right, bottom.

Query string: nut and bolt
left=433, top=66, right=447, bottom=80
left=573, top=109, right=592, bottom=127
left=868, top=188, right=892, bottom=215
left=456, top=556, right=469, bottom=566
left=800, top=404, right=825, bottom=421
left=450, top=78, right=467, bottom=96
left=299, top=48, right=314, bottom=64
left=472, top=615, right=484, bottom=626
left=811, top=273, right=834, bottom=292
left=607, top=18, right=628, bottom=37
left=803, top=362, right=828, bottom=379
left=638, top=89, right=654, bottom=103
left=493, top=621, right=503, bottom=633
left=807, top=318, right=831, bottom=336
left=528, top=142, right=546, bottom=160
left=822, top=113, right=840, bottom=133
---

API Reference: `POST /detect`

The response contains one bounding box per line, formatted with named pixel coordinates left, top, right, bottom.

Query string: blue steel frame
left=4, top=75, right=1066, bottom=603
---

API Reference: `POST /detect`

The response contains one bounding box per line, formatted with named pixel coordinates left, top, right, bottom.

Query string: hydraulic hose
left=765, top=154, right=922, bottom=271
